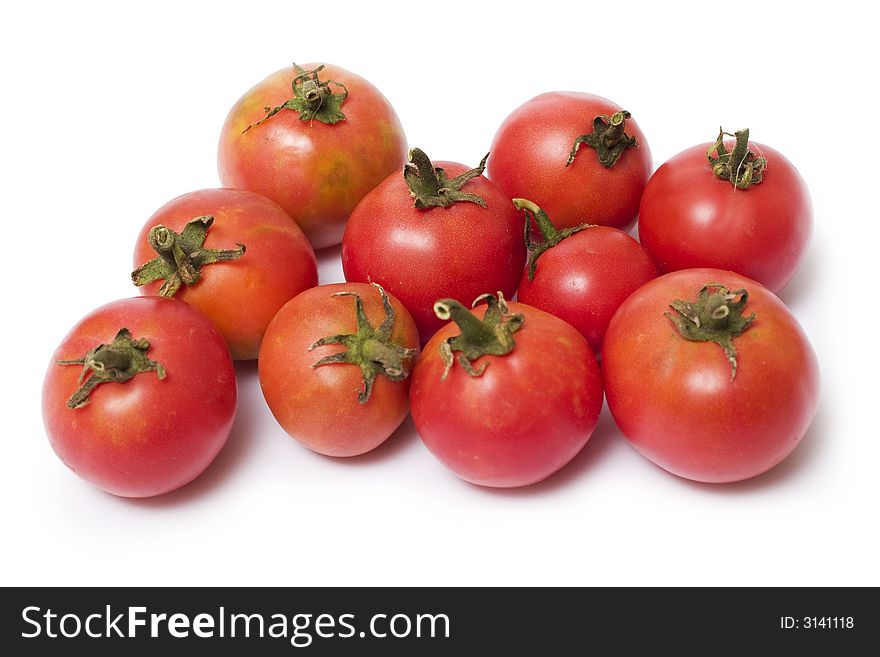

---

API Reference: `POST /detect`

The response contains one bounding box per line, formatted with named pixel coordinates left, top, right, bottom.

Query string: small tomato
left=342, top=148, right=526, bottom=342
left=488, top=92, right=651, bottom=232
left=132, top=188, right=317, bottom=360
left=259, top=283, right=419, bottom=457
left=637, top=128, right=812, bottom=293
left=410, top=293, right=604, bottom=487
left=42, top=297, right=237, bottom=497
left=602, top=269, right=820, bottom=483
left=218, top=63, right=408, bottom=248
left=514, top=199, right=658, bottom=351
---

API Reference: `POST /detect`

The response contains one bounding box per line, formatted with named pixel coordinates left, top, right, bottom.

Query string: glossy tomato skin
left=218, top=63, right=408, bottom=249
left=637, top=142, right=812, bottom=293
left=602, top=269, right=819, bottom=483
left=341, top=164, right=526, bottom=342
left=259, top=283, right=419, bottom=457
left=410, top=302, right=604, bottom=487
left=517, top=226, right=658, bottom=351
left=133, top=188, right=318, bottom=360
left=488, top=92, right=651, bottom=232
left=42, top=297, right=237, bottom=498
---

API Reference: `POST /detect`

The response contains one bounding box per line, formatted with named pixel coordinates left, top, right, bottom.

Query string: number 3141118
left=780, top=617, right=854, bottom=629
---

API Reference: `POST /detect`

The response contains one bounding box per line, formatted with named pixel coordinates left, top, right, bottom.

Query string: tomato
left=601, top=268, right=819, bottom=483
left=259, top=282, right=419, bottom=457
left=513, top=199, right=658, bottom=352
left=488, top=92, right=651, bottom=232
left=132, top=188, right=318, bottom=360
left=409, top=293, right=604, bottom=488
left=637, top=128, right=812, bottom=293
left=42, top=297, right=237, bottom=498
left=218, top=63, right=408, bottom=249
left=341, top=148, right=526, bottom=342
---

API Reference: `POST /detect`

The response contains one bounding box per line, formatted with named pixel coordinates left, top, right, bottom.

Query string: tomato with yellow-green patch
left=218, top=63, right=407, bottom=249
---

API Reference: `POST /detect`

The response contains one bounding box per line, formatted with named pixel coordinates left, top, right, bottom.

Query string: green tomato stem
left=56, top=328, right=166, bottom=409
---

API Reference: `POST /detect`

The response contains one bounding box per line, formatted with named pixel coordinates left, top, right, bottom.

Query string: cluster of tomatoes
left=42, top=62, right=819, bottom=497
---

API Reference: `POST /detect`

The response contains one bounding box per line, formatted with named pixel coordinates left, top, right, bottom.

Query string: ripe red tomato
left=601, top=268, right=819, bottom=483
left=409, top=294, right=604, bottom=488
left=341, top=148, right=526, bottom=342
left=259, top=282, right=419, bottom=457
left=637, top=129, right=812, bottom=293
left=132, top=188, right=318, bottom=360
left=488, top=92, right=651, bottom=232
left=513, top=199, right=658, bottom=352
left=218, top=63, right=408, bottom=249
left=42, top=297, right=237, bottom=497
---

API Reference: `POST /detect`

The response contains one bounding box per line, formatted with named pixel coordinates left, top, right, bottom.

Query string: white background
left=2, top=1, right=877, bottom=586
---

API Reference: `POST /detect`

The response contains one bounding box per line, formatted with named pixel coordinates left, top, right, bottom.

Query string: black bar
left=1, top=587, right=874, bottom=654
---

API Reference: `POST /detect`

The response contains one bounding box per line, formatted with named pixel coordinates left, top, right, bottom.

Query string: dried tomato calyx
left=665, top=283, right=756, bottom=380
left=309, top=283, right=417, bottom=405
left=434, top=292, right=524, bottom=379
left=403, top=148, right=488, bottom=210
left=242, top=64, right=349, bottom=132
left=707, top=127, right=766, bottom=189
left=513, top=198, right=592, bottom=281
left=566, top=110, right=638, bottom=168
left=131, top=216, right=246, bottom=297
left=56, top=328, right=166, bottom=409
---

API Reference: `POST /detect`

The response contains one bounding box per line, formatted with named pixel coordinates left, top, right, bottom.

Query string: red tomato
left=42, top=297, right=237, bottom=497
left=637, top=129, right=812, bottom=293
left=259, top=282, right=419, bottom=457
left=132, top=188, right=318, bottom=360
left=488, top=92, right=651, bottom=232
left=601, top=269, right=819, bottom=483
left=218, top=63, right=408, bottom=249
left=513, top=199, right=658, bottom=351
left=410, top=294, right=604, bottom=488
left=341, top=149, right=526, bottom=342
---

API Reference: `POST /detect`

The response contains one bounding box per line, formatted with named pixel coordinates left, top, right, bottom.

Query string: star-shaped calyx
left=131, top=216, right=246, bottom=297
left=242, top=64, right=349, bottom=132
left=404, top=148, right=489, bottom=209
left=433, top=292, right=525, bottom=379
left=566, top=110, right=638, bottom=168
left=513, top=198, right=592, bottom=280
left=56, top=328, right=166, bottom=409
left=665, top=283, right=756, bottom=380
left=310, top=283, right=418, bottom=404
left=707, top=127, right=766, bottom=190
